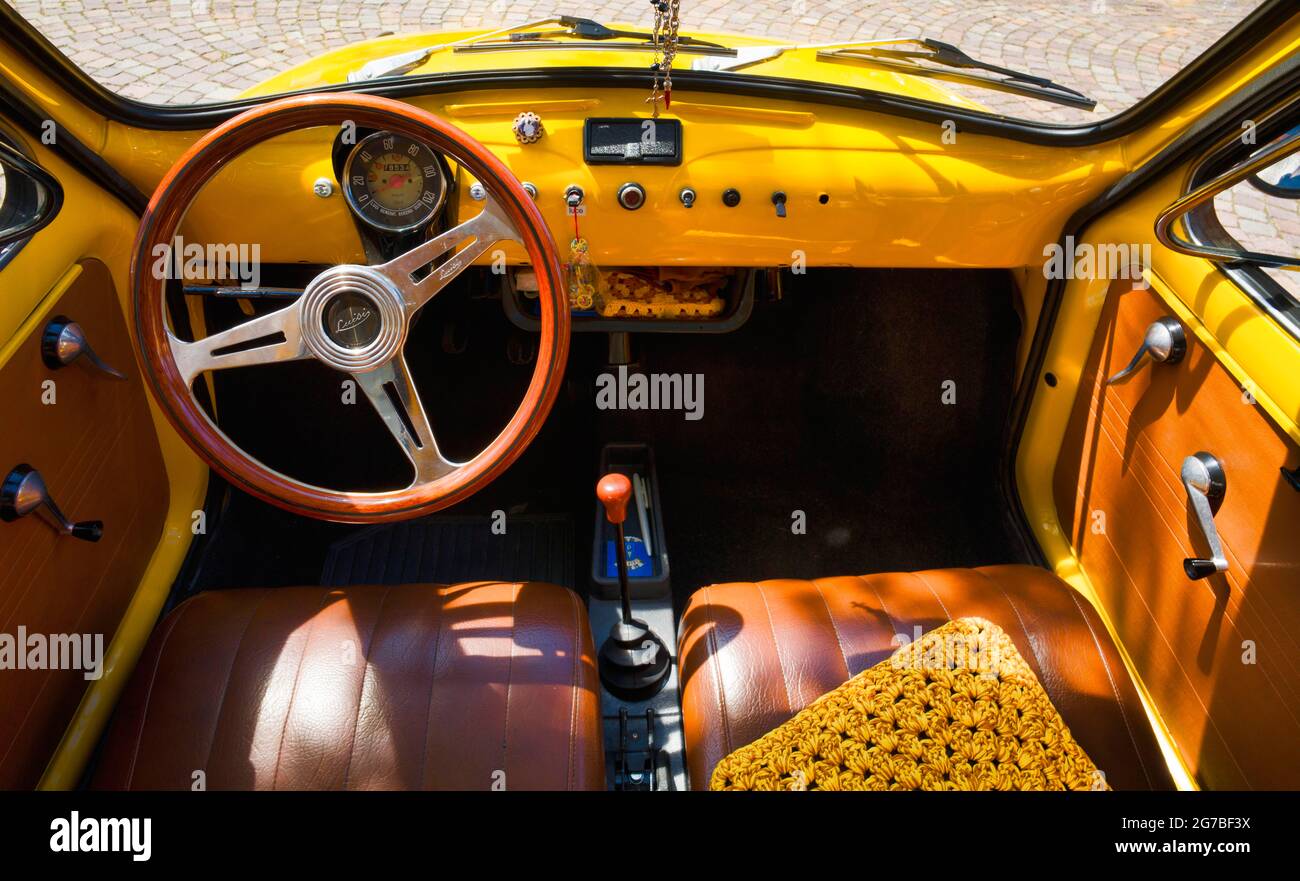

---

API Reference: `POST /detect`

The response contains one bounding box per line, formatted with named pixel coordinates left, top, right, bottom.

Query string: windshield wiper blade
left=348, top=18, right=560, bottom=81
left=454, top=40, right=735, bottom=58
left=819, top=38, right=1096, bottom=111
left=506, top=15, right=729, bottom=49
left=349, top=15, right=731, bottom=81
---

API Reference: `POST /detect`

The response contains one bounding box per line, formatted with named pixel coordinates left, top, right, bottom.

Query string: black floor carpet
left=179, top=268, right=1027, bottom=613
left=321, top=514, right=575, bottom=588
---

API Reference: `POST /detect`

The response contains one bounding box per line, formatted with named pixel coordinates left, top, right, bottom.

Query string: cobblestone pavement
left=9, top=0, right=1297, bottom=297
left=13, top=0, right=1266, bottom=117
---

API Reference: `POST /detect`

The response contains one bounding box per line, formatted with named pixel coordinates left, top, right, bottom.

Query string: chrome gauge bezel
left=341, top=130, right=448, bottom=233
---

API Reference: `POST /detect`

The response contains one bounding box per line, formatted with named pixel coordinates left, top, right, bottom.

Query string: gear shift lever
left=596, top=473, right=670, bottom=701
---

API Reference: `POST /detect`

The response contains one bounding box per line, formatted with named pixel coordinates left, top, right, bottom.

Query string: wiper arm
left=349, top=14, right=731, bottom=80
left=506, top=15, right=728, bottom=49
left=819, top=38, right=1096, bottom=111
left=348, top=18, right=560, bottom=81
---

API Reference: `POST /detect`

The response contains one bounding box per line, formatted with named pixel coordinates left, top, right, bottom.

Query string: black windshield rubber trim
left=0, top=0, right=1293, bottom=145
left=0, top=78, right=148, bottom=213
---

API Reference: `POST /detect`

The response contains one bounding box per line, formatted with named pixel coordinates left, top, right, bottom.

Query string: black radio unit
left=583, top=118, right=683, bottom=166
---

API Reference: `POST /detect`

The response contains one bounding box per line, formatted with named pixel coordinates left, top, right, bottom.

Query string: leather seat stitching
left=757, top=582, right=796, bottom=713
left=341, top=584, right=392, bottom=791
left=812, top=579, right=852, bottom=679
left=973, top=567, right=1053, bottom=685
left=201, top=591, right=270, bottom=785
left=855, top=575, right=899, bottom=636
left=1065, top=587, right=1157, bottom=789
left=270, top=588, right=336, bottom=791
left=416, top=585, right=448, bottom=788
left=124, top=600, right=195, bottom=790
left=703, top=586, right=733, bottom=760
left=500, top=583, right=520, bottom=786
left=566, top=587, right=580, bottom=792
left=909, top=570, right=953, bottom=622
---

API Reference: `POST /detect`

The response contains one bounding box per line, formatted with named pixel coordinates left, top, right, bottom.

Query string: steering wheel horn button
left=299, top=265, right=405, bottom=372
left=324, top=292, right=383, bottom=349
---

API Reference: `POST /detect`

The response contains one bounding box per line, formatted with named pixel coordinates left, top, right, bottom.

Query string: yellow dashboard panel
left=96, top=87, right=1122, bottom=269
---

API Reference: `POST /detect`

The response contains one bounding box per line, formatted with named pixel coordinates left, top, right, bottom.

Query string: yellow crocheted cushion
left=710, top=617, right=1109, bottom=791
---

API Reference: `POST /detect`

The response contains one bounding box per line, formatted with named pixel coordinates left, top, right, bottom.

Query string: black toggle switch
left=771, top=191, right=787, bottom=218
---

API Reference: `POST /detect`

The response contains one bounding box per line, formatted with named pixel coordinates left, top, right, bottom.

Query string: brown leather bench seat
left=677, top=564, right=1174, bottom=790
left=93, top=582, right=605, bottom=790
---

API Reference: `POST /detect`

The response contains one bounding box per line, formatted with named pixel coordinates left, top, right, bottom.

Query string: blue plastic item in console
left=604, top=535, right=654, bottom=579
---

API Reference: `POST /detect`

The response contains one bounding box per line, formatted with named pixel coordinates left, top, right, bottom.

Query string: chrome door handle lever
left=41, top=316, right=127, bottom=380
left=0, top=465, right=103, bottom=542
left=1181, top=452, right=1227, bottom=580
left=1106, top=316, right=1186, bottom=384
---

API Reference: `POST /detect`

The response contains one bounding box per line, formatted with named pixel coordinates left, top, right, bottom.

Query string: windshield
left=8, top=0, right=1274, bottom=123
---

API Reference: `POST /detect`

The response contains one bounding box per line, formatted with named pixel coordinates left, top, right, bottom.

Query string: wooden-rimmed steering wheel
left=132, top=93, right=569, bottom=523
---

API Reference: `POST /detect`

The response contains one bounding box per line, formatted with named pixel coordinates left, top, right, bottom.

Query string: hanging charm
left=646, top=0, right=681, bottom=117
left=563, top=208, right=598, bottom=311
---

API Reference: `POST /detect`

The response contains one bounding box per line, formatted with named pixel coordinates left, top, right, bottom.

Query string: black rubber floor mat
left=321, top=514, right=575, bottom=588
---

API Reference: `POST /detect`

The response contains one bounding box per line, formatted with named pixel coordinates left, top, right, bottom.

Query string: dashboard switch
left=772, top=191, right=787, bottom=218
left=679, top=186, right=696, bottom=208
left=617, top=182, right=646, bottom=211
left=722, top=188, right=741, bottom=207
left=564, top=185, right=585, bottom=212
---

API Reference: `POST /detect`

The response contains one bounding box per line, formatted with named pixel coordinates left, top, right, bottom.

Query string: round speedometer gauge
left=342, top=131, right=447, bottom=232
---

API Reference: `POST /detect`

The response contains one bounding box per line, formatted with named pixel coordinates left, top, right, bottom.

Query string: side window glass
left=0, top=136, right=63, bottom=268
left=1176, top=120, right=1300, bottom=337
left=1211, top=131, right=1300, bottom=304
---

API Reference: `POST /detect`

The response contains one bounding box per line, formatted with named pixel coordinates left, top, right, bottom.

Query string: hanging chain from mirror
left=647, top=0, right=681, bottom=117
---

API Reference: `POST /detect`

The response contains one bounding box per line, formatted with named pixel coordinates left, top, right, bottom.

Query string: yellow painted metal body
left=0, top=16, right=1292, bottom=789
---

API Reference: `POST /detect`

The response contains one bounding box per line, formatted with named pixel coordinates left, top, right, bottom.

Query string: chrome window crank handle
left=1107, top=317, right=1186, bottom=385
left=1181, top=452, right=1227, bottom=580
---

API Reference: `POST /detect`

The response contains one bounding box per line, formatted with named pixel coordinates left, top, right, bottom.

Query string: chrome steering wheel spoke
left=353, top=355, right=459, bottom=484
left=169, top=302, right=307, bottom=385
left=375, top=194, right=520, bottom=314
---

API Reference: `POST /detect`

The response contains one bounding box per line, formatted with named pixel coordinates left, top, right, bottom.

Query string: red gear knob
left=596, top=473, right=632, bottom=525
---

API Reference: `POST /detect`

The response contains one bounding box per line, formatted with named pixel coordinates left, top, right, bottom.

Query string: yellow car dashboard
left=160, top=85, right=1120, bottom=273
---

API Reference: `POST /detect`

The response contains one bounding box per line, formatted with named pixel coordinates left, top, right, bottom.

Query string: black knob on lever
left=596, top=473, right=670, bottom=701
left=71, top=521, right=105, bottom=543
left=1, top=465, right=104, bottom=542
left=1183, top=558, right=1219, bottom=581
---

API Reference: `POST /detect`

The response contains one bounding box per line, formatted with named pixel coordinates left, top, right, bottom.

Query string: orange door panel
left=1055, top=282, right=1300, bottom=790
left=0, top=259, right=168, bottom=788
